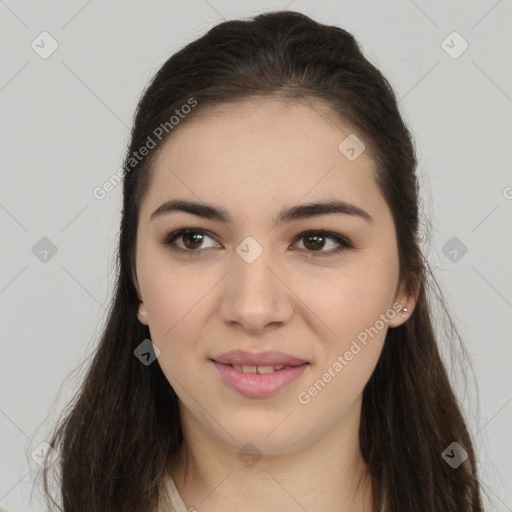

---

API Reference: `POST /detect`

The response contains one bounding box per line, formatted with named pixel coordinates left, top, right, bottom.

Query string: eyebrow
left=150, top=198, right=374, bottom=225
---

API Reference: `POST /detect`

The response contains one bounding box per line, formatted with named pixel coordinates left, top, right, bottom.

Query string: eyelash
left=160, top=227, right=353, bottom=258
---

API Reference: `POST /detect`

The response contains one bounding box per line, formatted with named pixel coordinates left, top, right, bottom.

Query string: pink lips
left=210, top=350, right=309, bottom=398
left=211, top=349, right=307, bottom=367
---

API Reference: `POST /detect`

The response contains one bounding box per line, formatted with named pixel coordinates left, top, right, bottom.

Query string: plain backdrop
left=1, top=1, right=511, bottom=510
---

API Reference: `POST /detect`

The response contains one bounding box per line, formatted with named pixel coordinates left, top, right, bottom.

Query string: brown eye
left=302, top=233, right=327, bottom=251
left=181, top=232, right=206, bottom=250
left=161, top=228, right=219, bottom=254
left=293, top=230, right=352, bottom=257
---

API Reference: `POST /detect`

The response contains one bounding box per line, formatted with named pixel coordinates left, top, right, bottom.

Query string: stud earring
left=401, top=306, right=408, bottom=314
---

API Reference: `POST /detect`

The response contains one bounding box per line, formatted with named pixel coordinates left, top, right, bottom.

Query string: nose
left=218, top=247, right=295, bottom=334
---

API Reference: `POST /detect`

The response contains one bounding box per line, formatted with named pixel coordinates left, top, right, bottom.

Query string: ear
left=387, top=275, right=421, bottom=328
left=130, top=263, right=149, bottom=325
left=137, top=302, right=149, bottom=326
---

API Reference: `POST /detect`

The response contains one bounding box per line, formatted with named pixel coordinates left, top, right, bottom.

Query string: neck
left=167, top=395, right=373, bottom=512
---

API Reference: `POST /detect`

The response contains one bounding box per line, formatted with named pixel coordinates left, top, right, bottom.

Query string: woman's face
left=135, top=97, right=412, bottom=454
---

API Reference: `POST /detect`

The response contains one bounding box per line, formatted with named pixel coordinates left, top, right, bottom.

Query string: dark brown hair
left=38, top=10, right=487, bottom=511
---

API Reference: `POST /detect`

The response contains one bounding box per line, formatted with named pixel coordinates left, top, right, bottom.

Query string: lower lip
left=211, top=361, right=309, bottom=398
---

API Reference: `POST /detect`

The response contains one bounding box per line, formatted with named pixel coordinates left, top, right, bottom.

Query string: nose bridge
left=220, top=235, right=294, bottom=331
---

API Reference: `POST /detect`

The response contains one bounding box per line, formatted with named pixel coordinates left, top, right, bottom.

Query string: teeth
left=231, top=364, right=286, bottom=374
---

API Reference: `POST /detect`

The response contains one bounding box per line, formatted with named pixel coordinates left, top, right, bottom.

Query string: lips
left=211, top=360, right=309, bottom=397
left=210, top=350, right=310, bottom=397
left=211, top=349, right=308, bottom=367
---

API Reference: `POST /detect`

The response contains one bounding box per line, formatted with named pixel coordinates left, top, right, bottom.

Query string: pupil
left=184, top=233, right=203, bottom=249
left=304, top=235, right=324, bottom=251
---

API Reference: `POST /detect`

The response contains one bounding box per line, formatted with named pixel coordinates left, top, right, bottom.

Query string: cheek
left=299, top=250, right=399, bottom=345
left=137, top=240, right=210, bottom=331
left=294, top=260, right=396, bottom=417
left=139, top=267, right=210, bottom=388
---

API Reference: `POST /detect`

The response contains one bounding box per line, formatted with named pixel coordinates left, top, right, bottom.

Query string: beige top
left=160, top=475, right=189, bottom=512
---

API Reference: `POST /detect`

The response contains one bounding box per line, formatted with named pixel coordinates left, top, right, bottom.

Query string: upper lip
left=211, top=350, right=308, bottom=367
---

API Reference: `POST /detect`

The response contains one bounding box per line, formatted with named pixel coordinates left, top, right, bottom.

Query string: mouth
left=210, top=349, right=309, bottom=368
left=210, top=360, right=310, bottom=398
left=214, top=361, right=308, bottom=374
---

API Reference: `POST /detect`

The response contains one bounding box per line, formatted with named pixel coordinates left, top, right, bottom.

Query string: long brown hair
left=38, top=10, right=487, bottom=511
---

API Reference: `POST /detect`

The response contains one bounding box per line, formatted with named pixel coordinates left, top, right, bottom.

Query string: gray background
left=1, top=1, right=511, bottom=510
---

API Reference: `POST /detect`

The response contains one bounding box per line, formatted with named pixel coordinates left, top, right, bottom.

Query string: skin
left=134, top=97, right=418, bottom=512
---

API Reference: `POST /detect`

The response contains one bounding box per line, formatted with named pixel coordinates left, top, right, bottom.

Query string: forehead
left=156, top=96, right=370, bottom=166
left=142, top=97, right=385, bottom=221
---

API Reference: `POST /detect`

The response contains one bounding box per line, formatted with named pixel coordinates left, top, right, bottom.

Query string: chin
left=217, top=424, right=307, bottom=456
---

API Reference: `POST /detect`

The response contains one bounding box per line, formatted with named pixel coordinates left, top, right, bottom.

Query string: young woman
left=40, top=10, right=486, bottom=512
